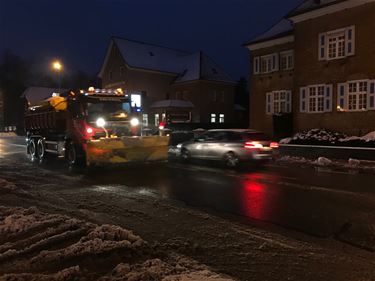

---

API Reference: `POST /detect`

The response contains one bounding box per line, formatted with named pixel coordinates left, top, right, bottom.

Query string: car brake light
left=244, top=141, right=263, bottom=149
left=86, top=127, right=93, bottom=134
left=270, top=142, right=279, bottom=148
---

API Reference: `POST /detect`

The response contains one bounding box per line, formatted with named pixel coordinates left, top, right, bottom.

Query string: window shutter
left=266, top=92, right=273, bottom=115
left=253, top=56, right=260, bottom=74
left=337, top=83, right=347, bottom=111
left=272, top=53, right=279, bottom=72
left=367, top=80, right=375, bottom=110
left=324, top=84, right=333, bottom=112
left=318, top=33, right=326, bottom=61
left=286, top=90, right=292, bottom=113
left=345, top=26, right=355, bottom=56
left=300, top=87, right=307, bottom=113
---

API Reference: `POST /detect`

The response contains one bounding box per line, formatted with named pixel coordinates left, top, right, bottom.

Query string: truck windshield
left=86, top=102, right=131, bottom=120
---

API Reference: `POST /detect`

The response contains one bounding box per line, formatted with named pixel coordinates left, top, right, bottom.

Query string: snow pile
left=315, top=157, right=333, bottom=166
left=0, top=178, right=17, bottom=192
left=282, top=129, right=347, bottom=145
left=0, top=206, right=234, bottom=281
left=281, top=129, right=375, bottom=147
left=1, top=266, right=81, bottom=281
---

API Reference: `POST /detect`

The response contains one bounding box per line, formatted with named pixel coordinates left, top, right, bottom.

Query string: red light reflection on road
left=240, top=173, right=278, bottom=220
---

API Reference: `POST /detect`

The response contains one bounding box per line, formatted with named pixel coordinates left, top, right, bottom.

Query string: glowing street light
left=51, top=60, right=63, bottom=93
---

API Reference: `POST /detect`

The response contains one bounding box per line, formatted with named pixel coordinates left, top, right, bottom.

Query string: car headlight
left=130, top=118, right=139, bottom=127
left=176, top=143, right=183, bottom=148
left=96, top=117, right=106, bottom=127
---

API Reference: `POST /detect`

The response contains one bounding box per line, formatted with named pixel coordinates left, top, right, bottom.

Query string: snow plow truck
left=24, top=88, right=169, bottom=168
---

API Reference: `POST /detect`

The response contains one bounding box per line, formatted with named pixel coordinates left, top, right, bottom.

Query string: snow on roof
left=245, top=18, right=294, bottom=45
left=149, top=99, right=194, bottom=109
left=288, top=0, right=345, bottom=17
left=22, top=87, right=68, bottom=105
left=100, top=37, right=235, bottom=84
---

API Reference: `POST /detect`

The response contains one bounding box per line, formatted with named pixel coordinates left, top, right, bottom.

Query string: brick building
left=245, top=0, right=375, bottom=137
left=98, top=37, right=237, bottom=128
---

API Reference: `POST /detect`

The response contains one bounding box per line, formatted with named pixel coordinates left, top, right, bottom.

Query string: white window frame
left=142, top=114, right=148, bottom=126
left=280, top=50, right=294, bottom=70
left=266, top=90, right=292, bottom=115
left=260, top=54, right=273, bottom=74
left=219, top=114, right=225, bottom=123
left=319, top=26, right=355, bottom=61
left=347, top=80, right=368, bottom=112
left=307, top=85, right=326, bottom=113
left=300, top=84, right=332, bottom=113
left=210, top=113, right=216, bottom=123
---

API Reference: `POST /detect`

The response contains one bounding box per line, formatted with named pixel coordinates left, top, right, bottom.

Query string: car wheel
left=180, top=148, right=190, bottom=162
left=224, top=152, right=240, bottom=168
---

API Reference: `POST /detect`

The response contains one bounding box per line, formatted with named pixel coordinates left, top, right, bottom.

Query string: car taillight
left=244, top=141, right=263, bottom=149
left=85, top=125, right=95, bottom=138
left=270, top=142, right=279, bottom=148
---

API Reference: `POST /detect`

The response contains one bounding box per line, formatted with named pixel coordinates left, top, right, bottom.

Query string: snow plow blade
left=86, top=136, right=169, bottom=166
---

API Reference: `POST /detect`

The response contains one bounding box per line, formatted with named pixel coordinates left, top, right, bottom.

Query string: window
left=348, top=81, right=368, bottom=111
left=327, top=31, right=346, bottom=60
left=154, top=114, right=159, bottom=126
left=175, top=91, right=181, bottom=99
left=280, top=50, right=294, bottom=70
left=120, top=67, right=125, bottom=77
left=266, top=90, right=292, bottom=115
left=219, top=114, right=225, bottom=123
left=221, top=91, right=225, bottom=102
left=210, top=113, right=216, bottom=123
left=161, top=113, right=166, bottom=122
left=300, top=84, right=332, bottom=113
left=319, top=26, right=355, bottom=61
left=260, top=55, right=273, bottom=73
left=142, top=114, right=148, bottom=126
left=308, top=85, right=325, bottom=112
left=212, top=91, right=217, bottom=102
left=108, top=70, right=113, bottom=80
left=131, top=94, right=141, bottom=108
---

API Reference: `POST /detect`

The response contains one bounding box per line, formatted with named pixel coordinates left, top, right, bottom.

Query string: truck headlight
left=130, top=118, right=139, bottom=127
left=96, top=117, right=106, bottom=127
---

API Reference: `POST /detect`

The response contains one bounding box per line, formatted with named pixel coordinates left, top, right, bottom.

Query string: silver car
left=178, top=129, right=278, bottom=167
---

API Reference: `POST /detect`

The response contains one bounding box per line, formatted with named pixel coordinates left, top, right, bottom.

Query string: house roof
left=288, top=0, right=346, bottom=17
left=244, top=18, right=294, bottom=46
left=99, top=37, right=235, bottom=84
left=149, top=99, right=194, bottom=109
left=22, top=87, right=68, bottom=106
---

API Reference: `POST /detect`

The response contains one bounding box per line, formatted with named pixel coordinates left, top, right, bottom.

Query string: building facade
left=245, top=0, right=375, bottom=137
left=99, top=37, right=237, bottom=128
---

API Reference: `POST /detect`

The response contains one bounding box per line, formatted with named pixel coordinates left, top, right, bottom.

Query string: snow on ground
left=0, top=206, right=235, bottom=281
left=276, top=155, right=375, bottom=172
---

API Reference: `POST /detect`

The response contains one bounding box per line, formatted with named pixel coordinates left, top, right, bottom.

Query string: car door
left=204, top=131, right=228, bottom=159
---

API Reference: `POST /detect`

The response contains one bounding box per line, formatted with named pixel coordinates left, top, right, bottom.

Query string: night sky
left=0, top=0, right=302, bottom=80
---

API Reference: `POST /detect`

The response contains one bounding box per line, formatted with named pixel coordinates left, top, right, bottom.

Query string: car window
left=226, top=132, right=243, bottom=141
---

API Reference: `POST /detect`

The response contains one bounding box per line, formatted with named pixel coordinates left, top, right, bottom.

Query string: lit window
left=131, top=94, right=141, bottom=108
left=154, top=114, right=160, bottom=126
left=142, top=114, right=148, bottom=126
left=162, top=113, right=166, bottom=122
left=210, top=113, right=216, bottom=123
left=219, top=114, right=225, bottom=123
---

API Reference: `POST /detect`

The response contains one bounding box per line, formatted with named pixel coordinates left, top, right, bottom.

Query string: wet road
left=1, top=135, right=375, bottom=242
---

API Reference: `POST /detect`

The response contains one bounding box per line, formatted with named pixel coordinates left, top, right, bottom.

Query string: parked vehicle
left=178, top=129, right=278, bottom=168
left=24, top=88, right=169, bottom=168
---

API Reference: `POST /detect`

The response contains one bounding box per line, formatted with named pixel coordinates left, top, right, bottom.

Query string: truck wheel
left=27, top=139, right=38, bottom=162
left=36, top=139, right=46, bottom=160
left=66, top=141, right=85, bottom=169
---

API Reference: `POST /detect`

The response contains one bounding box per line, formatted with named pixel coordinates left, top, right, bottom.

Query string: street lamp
left=52, top=60, right=63, bottom=93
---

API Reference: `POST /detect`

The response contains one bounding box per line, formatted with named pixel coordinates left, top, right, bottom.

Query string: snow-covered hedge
left=280, top=129, right=375, bottom=147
